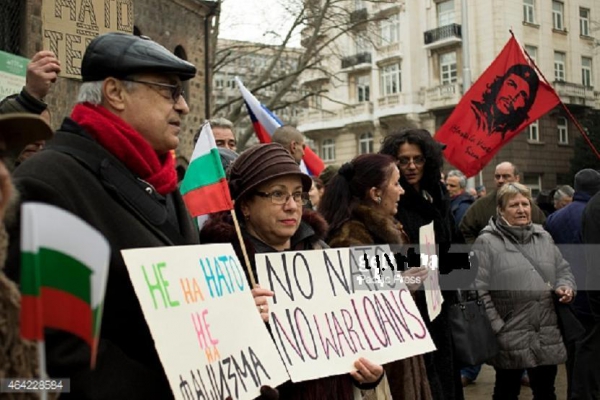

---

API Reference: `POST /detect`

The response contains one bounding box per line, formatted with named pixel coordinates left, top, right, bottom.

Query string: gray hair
left=497, top=182, right=532, bottom=210
left=553, top=185, right=574, bottom=202
left=77, top=80, right=137, bottom=104
left=447, top=169, right=467, bottom=189
left=209, top=117, right=235, bottom=133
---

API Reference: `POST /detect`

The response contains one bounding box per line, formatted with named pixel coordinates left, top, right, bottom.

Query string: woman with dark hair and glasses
left=200, top=143, right=385, bottom=399
left=379, top=128, right=464, bottom=400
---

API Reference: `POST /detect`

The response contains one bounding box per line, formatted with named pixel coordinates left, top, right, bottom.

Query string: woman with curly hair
left=379, top=128, right=464, bottom=400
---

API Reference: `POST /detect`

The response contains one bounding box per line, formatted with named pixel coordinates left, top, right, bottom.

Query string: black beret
left=81, top=32, right=197, bottom=82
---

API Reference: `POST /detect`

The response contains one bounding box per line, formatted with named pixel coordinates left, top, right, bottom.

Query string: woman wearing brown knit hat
left=200, top=143, right=385, bottom=400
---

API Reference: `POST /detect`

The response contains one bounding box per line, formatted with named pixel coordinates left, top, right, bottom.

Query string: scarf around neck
left=71, top=103, right=177, bottom=195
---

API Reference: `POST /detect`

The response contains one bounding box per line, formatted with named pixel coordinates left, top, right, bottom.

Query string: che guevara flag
left=180, top=122, right=233, bottom=217
left=236, top=77, right=325, bottom=176
left=20, top=203, right=110, bottom=367
left=434, top=35, right=561, bottom=177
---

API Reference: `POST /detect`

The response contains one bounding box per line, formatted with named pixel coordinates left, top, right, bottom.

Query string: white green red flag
left=180, top=122, right=234, bottom=217
left=20, top=203, right=110, bottom=367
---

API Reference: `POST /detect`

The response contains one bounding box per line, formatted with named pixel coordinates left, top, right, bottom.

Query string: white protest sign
left=255, top=245, right=436, bottom=383
left=122, top=244, right=289, bottom=400
left=419, top=222, right=444, bottom=321
left=0, top=51, right=27, bottom=100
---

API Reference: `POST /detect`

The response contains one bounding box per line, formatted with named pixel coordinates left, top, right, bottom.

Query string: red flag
left=434, top=35, right=561, bottom=177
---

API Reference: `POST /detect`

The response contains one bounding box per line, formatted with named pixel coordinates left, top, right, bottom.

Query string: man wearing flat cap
left=6, top=33, right=199, bottom=399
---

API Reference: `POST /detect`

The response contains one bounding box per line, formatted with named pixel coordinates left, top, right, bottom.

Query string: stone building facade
left=298, top=0, right=600, bottom=193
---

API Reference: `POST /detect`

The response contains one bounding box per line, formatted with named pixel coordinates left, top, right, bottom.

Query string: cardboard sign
left=419, top=222, right=444, bottom=321
left=255, top=245, right=436, bottom=383
left=42, top=0, right=134, bottom=79
left=0, top=51, right=27, bottom=100
left=122, top=244, right=288, bottom=400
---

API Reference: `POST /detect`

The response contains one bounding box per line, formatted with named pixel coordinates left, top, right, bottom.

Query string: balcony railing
left=350, top=8, right=368, bottom=24
left=341, top=52, right=372, bottom=69
left=553, top=81, right=596, bottom=104
left=424, top=23, right=462, bottom=45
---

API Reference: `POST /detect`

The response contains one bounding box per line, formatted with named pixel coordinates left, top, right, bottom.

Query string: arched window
left=174, top=45, right=190, bottom=102
left=358, top=132, right=373, bottom=154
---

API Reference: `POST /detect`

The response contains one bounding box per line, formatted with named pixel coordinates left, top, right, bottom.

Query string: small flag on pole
left=20, top=203, right=110, bottom=368
left=236, top=77, right=325, bottom=176
left=180, top=122, right=234, bottom=217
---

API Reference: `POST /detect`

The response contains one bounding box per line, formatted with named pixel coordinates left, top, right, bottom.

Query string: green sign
left=0, top=50, right=28, bottom=100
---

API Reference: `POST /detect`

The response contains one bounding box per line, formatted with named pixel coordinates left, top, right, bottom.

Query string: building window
left=527, top=120, right=539, bottom=142
left=558, top=117, right=568, bottom=144
left=321, top=139, right=335, bottom=161
left=380, top=14, right=399, bottom=45
left=355, top=34, right=370, bottom=54
left=381, top=63, right=401, bottom=95
left=356, top=74, right=370, bottom=102
left=580, top=8, right=590, bottom=36
left=552, top=1, right=564, bottom=30
left=554, top=52, right=566, bottom=81
left=523, top=173, right=542, bottom=197
left=358, top=133, right=373, bottom=154
left=437, top=0, right=455, bottom=26
left=524, top=45, right=537, bottom=63
left=440, top=51, right=457, bottom=85
left=582, top=57, right=593, bottom=87
left=523, top=0, right=535, bottom=23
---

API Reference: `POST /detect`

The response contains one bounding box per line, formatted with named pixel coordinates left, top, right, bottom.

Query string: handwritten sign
left=419, top=222, right=444, bottom=321
left=0, top=51, right=27, bottom=100
left=122, top=244, right=288, bottom=400
left=255, top=245, right=435, bottom=383
left=42, top=0, right=134, bottom=79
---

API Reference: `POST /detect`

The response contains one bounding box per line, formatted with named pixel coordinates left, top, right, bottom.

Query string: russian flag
left=236, top=77, right=325, bottom=176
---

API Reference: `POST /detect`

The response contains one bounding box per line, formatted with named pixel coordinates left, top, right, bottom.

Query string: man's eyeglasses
left=123, top=79, right=184, bottom=102
left=397, top=156, right=426, bottom=167
left=255, top=190, right=309, bottom=206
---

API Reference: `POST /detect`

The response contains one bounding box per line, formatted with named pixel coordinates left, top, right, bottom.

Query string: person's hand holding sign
left=252, top=284, right=273, bottom=322
left=351, top=357, right=385, bottom=386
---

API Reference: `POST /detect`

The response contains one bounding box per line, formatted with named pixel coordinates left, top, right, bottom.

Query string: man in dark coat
left=572, top=190, right=600, bottom=399
left=6, top=33, right=199, bottom=399
left=445, top=169, right=474, bottom=238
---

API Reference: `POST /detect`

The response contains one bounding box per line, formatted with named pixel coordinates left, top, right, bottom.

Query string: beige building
left=298, top=0, right=600, bottom=192
left=0, top=0, right=218, bottom=169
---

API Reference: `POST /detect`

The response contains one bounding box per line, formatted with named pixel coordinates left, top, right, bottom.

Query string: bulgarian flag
left=236, top=77, right=325, bottom=176
left=180, top=122, right=234, bottom=217
left=20, top=203, right=110, bottom=368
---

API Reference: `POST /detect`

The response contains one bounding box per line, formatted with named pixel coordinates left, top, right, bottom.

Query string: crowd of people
left=0, top=32, right=599, bottom=400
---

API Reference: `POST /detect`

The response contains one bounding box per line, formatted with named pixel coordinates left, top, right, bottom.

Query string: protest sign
left=255, top=245, right=435, bottom=383
left=0, top=50, right=27, bottom=100
left=419, top=222, right=444, bottom=321
left=42, top=0, right=134, bottom=79
left=122, top=244, right=288, bottom=400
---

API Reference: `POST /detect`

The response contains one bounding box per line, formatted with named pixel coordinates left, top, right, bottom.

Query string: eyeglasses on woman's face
left=255, top=190, right=309, bottom=206
left=396, top=155, right=426, bottom=167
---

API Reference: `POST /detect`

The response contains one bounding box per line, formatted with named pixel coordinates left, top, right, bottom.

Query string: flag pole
left=230, top=209, right=257, bottom=287
left=516, top=29, right=600, bottom=161
left=37, top=341, right=48, bottom=400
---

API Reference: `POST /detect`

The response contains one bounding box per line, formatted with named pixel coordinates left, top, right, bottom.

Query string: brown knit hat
left=228, top=143, right=312, bottom=202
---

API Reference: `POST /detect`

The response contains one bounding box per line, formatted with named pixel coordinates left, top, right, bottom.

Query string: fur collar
left=328, top=204, right=408, bottom=247
left=200, top=208, right=328, bottom=246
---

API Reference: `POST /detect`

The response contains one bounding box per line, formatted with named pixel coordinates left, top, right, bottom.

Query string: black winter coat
left=7, top=118, right=199, bottom=400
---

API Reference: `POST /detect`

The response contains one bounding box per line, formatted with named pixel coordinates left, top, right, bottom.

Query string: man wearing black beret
left=6, top=32, right=199, bottom=399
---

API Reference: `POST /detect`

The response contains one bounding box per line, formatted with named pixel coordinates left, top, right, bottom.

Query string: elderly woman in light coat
left=474, top=182, right=576, bottom=400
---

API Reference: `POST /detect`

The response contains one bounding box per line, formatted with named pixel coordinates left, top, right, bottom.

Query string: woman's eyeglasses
left=397, top=156, right=426, bottom=167
left=255, top=190, right=309, bottom=206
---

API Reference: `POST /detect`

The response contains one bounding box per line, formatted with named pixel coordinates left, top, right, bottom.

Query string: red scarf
left=71, top=103, right=177, bottom=195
